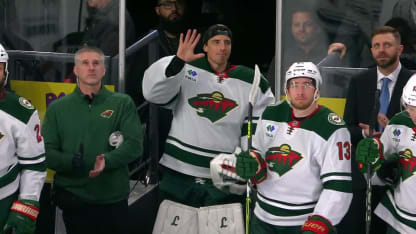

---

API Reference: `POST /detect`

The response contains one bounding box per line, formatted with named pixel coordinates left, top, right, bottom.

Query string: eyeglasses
left=158, top=1, right=183, bottom=9
left=288, top=81, right=315, bottom=89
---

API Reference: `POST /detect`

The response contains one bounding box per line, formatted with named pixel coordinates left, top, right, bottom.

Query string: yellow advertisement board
left=10, top=80, right=115, bottom=122
left=10, top=80, right=115, bottom=183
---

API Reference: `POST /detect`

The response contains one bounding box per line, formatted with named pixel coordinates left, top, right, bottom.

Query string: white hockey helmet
left=401, top=73, right=416, bottom=107
left=284, top=62, right=322, bottom=105
left=0, top=43, right=9, bottom=87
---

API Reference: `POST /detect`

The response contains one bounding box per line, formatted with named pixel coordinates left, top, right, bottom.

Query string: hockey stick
left=362, top=89, right=380, bottom=234
left=245, top=64, right=261, bottom=234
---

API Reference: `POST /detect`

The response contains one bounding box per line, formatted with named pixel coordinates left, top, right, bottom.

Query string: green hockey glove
left=236, top=151, right=258, bottom=180
left=3, top=200, right=39, bottom=234
left=301, top=215, right=337, bottom=234
left=236, top=150, right=267, bottom=183
left=356, top=137, right=384, bottom=173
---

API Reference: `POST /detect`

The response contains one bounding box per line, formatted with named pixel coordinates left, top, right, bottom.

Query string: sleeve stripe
left=18, top=155, right=45, bottom=165
left=323, top=180, right=352, bottom=193
left=320, top=172, right=351, bottom=180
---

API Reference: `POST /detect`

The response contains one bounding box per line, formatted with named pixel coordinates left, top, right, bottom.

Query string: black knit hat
left=203, top=24, right=232, bottom=45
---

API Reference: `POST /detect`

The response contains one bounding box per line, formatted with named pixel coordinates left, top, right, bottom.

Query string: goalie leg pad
left=152, top=200, right=199, bottom=234
left=198, top=203, right=244, bottom=234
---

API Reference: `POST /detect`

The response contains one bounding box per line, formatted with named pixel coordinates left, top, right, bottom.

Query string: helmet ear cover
left=0, top=43, right=9, bottom=86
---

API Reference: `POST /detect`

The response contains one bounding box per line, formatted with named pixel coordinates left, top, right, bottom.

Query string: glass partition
left=273, top=0, right=414, bottom=97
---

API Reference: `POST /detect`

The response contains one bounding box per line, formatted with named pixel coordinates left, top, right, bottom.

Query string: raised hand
left=176, top=29, right=205, bottom=63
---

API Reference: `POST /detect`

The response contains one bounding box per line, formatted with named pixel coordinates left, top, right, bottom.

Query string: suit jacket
left=344, top=66, right=412, bottom=189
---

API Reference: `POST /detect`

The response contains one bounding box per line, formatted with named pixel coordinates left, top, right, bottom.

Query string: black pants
left=55, top=186, right=128, bottom=234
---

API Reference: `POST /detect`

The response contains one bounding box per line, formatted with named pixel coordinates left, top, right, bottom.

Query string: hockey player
left=0, top=43, right=46, bottom=233
left=142, top=24, right=274, bottom=208
left=355, top=74, right=416, bottom=234
left=236, top=62, right=353, bottom=234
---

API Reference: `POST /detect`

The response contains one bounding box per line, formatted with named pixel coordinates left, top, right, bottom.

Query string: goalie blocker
left=153, top=200, right=244, bottom=234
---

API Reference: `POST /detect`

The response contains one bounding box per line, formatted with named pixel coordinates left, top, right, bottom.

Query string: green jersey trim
left=380, top=190, right=416, bottom=229
left=262, top=102, right=346, bottom=140
left=389, top=111, right=415, bottom=129
left=323, top=180, right=352, bottom=193
left=165, top=137, right=231, bottom=168
left=257, top=197, right=315, bottom=217
left=0, top=164, right=19, bottom=188
left=0, top=91, right=35, bottom=124
left=167, top=136, right=232, bottom=155
left=188, top=58, right=270, bottom=93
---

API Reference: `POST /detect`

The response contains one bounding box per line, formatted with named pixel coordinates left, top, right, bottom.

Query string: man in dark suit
left=340, top=26, right=413, bottom=234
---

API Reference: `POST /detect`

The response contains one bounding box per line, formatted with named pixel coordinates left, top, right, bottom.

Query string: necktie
left=379, top=77, right=390, bottom=131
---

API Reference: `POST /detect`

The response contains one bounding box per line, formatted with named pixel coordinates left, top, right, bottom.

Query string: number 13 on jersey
left=337, top=141, right=351, bottom=160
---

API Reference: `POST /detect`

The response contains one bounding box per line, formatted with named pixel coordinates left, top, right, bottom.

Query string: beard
left=290, top=96, right=315, bottom=110
left=375, top=53, right=399, bottom=68
left=159, top=15, right=186, bottom=35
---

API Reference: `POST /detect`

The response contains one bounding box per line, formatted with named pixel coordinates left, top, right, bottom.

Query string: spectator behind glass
left=385, top=17, right=416, bottom=69
left=84, top=0, right=136, bottom=56
left=267, top=7, right=346, bottom=94
left=126, top=0, right=195, bottom=105
left=52, top=0, right=136, bottom=83
left=285, top=8, right=331, bottom=71
left=392, top=0, right=416, bottom=32
left=155, top=0, right=185, bottom=54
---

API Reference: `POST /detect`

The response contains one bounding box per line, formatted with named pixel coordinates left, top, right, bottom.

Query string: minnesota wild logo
left=188, top=92, right=238, bottom=123
left=398, top=149, right=416, bottom=182
left=100, top=110, right=114, bottom=118
left=265, top=144, right=303, bottom=176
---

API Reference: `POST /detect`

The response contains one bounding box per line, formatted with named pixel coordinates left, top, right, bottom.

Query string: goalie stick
left=245, top=64, right=261, bottom=234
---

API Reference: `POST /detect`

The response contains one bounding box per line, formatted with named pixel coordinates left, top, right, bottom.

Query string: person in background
left=267, top=7, right=346, bottom=94
left=342, top=25, right=413, bottom=234
left=355, top=73, right=416, bottom=233
left=83, top=0, right=136, bottom=56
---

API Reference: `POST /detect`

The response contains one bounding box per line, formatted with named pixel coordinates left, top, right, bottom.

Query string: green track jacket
left=42, top=86, right=143, bottom=204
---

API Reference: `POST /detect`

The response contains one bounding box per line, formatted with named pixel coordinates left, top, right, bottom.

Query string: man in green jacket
left=42, top=46, right=143, bottom=234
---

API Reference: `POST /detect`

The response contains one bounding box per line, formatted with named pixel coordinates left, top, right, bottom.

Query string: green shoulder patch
left=328, top=113, right=345, bottom=125
left=19, top=97, right=35, bottom=110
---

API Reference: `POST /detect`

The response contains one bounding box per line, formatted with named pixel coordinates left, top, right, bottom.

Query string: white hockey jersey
left=0, top=91, right=46, bottom=201
left=252, top=101, right=352, bottom=227
left=374, top=111, right=416, bottom=233
left=143, top=56, right=274, bottom=178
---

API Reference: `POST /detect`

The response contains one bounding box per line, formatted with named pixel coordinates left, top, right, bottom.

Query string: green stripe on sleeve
left=323, top=180, right=352, bottom=193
